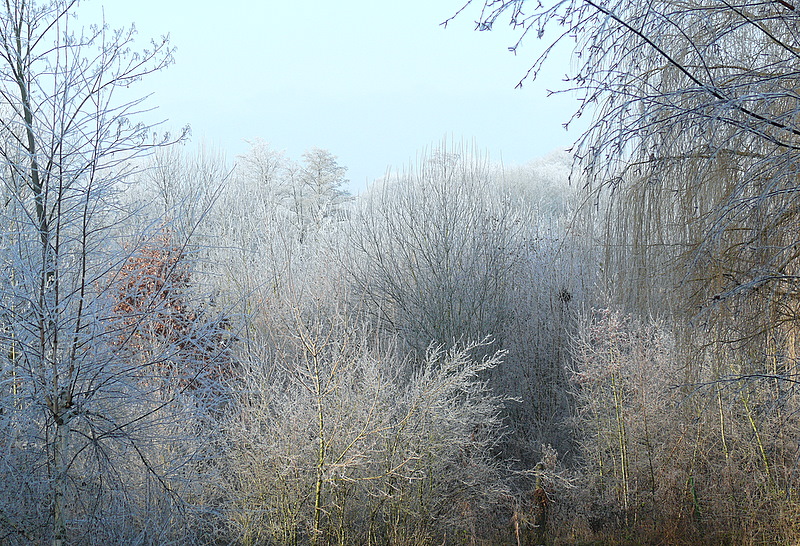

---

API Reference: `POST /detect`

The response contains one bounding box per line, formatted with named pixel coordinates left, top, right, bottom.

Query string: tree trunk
left=52, top=417, right=68, bottom=546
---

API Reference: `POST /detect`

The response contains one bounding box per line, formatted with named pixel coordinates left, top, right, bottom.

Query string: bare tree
left=344, top=141, right=590, bottom=465
left=346, top=140, right=521, bottom=354
left=139, top=142, right=229, bottom=242
left=0, top=2, right=209, bottom=543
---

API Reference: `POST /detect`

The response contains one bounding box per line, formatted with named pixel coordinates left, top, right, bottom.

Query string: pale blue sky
left=93, top=0, right=582, bottom=192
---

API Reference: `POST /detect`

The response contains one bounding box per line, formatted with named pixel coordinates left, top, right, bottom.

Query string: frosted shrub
left=568, top=308, right=688, bottom=541
left=223, top=303, right=510, bottom=545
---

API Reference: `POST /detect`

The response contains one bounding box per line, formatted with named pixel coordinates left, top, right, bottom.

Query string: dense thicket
left=3, top=0, right=799, bottom=544
left=187, top=140, right=584, bottom=544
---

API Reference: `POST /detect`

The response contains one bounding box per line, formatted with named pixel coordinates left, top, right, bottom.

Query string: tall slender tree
left=0, top=2, right=190, bottom=543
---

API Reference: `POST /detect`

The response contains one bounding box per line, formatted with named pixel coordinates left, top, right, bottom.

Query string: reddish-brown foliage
left=112, top=230, right=232, bottom=391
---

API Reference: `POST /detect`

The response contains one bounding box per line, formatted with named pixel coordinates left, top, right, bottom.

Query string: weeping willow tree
left=451, top=0, right=800, bottom=375
left=449, top=0, right=800, bottom=540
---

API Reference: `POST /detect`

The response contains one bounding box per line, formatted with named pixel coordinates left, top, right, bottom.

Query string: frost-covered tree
left=0, top=2, right=218, bottom=543
left=345, top=141, right=590, bottom=464
left=203, top=142, right=352, bottom=365
left=291, top=147, right=351, bottom=241
left=452, top=0, right=800, bottom=369
left=347, top=142, right=520, bottom=353
left=132, top=142, right=229, bottom=242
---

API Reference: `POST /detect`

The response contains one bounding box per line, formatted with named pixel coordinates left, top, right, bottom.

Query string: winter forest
left=2, top=0, right=800, bottom=544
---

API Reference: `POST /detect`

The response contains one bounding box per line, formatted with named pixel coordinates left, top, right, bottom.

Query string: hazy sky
left=91, top=0, right=582, bottom=192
